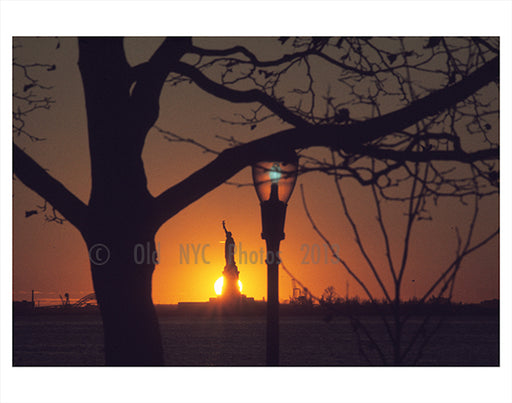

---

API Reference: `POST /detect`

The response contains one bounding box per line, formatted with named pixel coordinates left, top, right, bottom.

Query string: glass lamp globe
left=251, top=158, right=298, bottom=204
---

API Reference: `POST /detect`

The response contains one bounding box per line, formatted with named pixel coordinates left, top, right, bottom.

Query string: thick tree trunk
left=86, top=236, right=164, bottom=365
left=77, top=38, right=168, bottom=365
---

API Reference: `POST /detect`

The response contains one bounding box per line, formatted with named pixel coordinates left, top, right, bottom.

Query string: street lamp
left=252, top=154, right=298, bottom=365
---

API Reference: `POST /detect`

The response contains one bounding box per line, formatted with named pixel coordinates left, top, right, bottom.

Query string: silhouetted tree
left=302, top=169, right=497, bottom=364
left=13, top=37, right=499, bottom=365
left=321, top=286, right=338, bottom=304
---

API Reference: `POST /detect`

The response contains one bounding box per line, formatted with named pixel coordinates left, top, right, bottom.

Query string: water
left=13, top=315, right=499, bottom=366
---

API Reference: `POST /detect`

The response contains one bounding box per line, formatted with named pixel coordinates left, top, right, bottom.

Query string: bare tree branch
left=357, top=146, right=497, bottom=163
left=154, top=54, right=497, bottom=224
left=171, top=61, right=311, bottom=128
left=300, top=184, right=397, bottom=356
left=189, top=42, right=376, bottom=75
left=130, top=38, right=192, bottom=132
left=332, top=162, right=393, bottom=303
left=13, top=143, right=89, bottom=231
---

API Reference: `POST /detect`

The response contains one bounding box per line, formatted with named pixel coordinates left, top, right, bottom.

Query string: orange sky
left=12, top=37, right=499, bottom=305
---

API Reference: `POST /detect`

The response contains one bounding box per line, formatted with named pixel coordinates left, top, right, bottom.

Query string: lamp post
left=252, top=155, right=298, bottom=365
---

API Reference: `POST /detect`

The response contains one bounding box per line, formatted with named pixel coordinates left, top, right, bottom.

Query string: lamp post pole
left=260, top=183, right=287, bottom=365
left=265, top=236, right=280, bottom=365
left=253, top=157, right=297, bottom=366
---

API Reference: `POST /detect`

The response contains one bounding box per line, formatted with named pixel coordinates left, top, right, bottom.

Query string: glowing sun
left=214, top=276, right=243, bottom=295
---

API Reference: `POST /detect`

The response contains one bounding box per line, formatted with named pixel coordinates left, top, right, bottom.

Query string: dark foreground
left=13, top=313, right=498, bottom=366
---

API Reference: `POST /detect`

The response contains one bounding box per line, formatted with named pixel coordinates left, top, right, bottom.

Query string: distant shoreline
left=13, top=298, right=499, bottom=318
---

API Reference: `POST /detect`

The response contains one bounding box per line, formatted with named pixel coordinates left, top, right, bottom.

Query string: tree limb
left=154, top=141, right=497, bottom=227
left=189, top=43, right=375, bottom=75
left=170, top=55, right=497, bottom=145
left=130, top=38, right=192, bottom=131
left=13, top=143, right=89, bottom=231
left=171, top=61, right=312, bottom=128
left=154, top=55, right=498, bottom=225
left=347, top=56, right=499, bottom=145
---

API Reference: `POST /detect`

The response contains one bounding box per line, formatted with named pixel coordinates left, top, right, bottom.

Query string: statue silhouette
left=221, top=221, right=240, bottom=300
left=222, top=220, right=236, bottom=267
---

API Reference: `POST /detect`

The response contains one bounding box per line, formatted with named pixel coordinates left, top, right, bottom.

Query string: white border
left=1, top=1, right=511, bottom=403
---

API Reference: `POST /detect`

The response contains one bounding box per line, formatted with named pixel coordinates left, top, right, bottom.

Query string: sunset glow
left=214, top=276, right=243, bottom=295
left=214, top=277, right=223, bottom=295
left=11, top=37, right=499, bottom=307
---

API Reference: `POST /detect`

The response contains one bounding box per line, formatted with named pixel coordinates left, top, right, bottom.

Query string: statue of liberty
left=222, top=220, right=236, bottom=267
